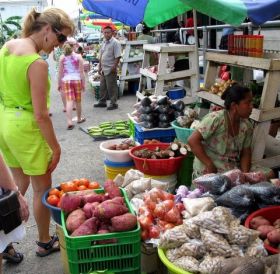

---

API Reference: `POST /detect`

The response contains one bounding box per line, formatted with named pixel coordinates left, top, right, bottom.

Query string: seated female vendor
left=188, top=83, right=275, bottom=180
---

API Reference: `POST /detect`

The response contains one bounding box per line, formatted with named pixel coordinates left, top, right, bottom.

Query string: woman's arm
left=57, top=56, right=64, bottom=91
left=0, top=155, right=29, bottom=222
left=240, top=147, right=251, bottom=172
left=78, top=55, right=85, bottom=89
left=188, top=130, right=217, bottom=173
left=28, top=59, right=61, bottom=173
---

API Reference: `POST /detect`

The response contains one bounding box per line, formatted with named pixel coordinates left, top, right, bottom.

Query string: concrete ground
left=2, top=57, right=136, bottom=274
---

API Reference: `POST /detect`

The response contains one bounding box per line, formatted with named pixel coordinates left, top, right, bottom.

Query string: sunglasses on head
left=52, top=28, right=67, bottom=43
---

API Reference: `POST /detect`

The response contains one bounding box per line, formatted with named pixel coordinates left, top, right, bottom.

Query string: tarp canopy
left=82, top=0, right=191, bottom=27
left=180, top=0, right=280, bottom=26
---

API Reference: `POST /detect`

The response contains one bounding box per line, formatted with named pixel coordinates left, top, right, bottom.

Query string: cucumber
left=103, top=129, right=118, bottom=136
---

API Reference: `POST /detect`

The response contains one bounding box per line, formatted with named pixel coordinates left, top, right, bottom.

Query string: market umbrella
left=81, top=0, right=191, bottom=27
left=92, top=19, right=117, bottom=30
left=179, top=0, right=280, bottom=26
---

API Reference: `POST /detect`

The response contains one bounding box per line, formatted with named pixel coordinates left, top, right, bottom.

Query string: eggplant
left=143, top=121, right=155, bottom=129
left=174, top=111, right=184, bottom=118
left=139, top=114, right=148, bottom=122
left=157, top=96, right=169, bottom=105
left=139, top=105, right=153, bottom=114
left=141, top=97, right=152, bottom=107
left=140, top=113, right=154, bottom=122
left=158, top=121, right=170, bottom=128
left=159, top=114, right=170, bottom=123
left=155, top=105, right=170, bottom=114
left=173, top=100, right=185, bottom=112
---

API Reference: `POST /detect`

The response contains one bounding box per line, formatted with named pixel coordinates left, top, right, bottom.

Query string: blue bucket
left=42, top=187, right=61, bottom=225
left=166, top=87, right=186, bottom=100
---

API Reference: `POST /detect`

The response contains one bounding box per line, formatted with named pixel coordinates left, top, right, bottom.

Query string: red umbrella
left=92, top=19, right=116, bottom=31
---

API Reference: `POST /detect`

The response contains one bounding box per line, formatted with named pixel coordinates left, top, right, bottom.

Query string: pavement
left=3, top=56, right=136, bottom=274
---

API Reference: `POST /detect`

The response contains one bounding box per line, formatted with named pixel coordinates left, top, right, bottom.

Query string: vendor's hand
left=47, top=146, right=61, bottom=173
left=205, top=162, right=217, bottom=174
left=18, top=193, right=29, bottom=222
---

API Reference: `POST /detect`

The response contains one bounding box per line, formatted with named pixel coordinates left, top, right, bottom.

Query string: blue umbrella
left=82, top=0, right=191, bottom=27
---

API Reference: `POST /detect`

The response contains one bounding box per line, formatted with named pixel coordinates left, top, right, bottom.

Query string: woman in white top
left=58, top=43, right=86, bottom=129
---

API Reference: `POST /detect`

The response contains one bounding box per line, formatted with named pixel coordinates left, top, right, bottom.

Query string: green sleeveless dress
left=0, top=46, right=52, bottom=175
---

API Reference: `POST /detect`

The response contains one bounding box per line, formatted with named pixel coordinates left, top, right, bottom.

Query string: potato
left=104, top=179, right=122, bottom=198
left=111, top=213, right=137, bottom=232
left=250, top=216, right=271, bottom=229
left=60, top=193, right=81, bottom=213
left=71, top=217, right=99, bottom=236
left=66, top=209, right=86, bottom=233
left=83, top=202, right=99, bottom=218
left=82, top=193, right=104, bottom=205
left=257, top=225, right=275, bottom=239
left=273, top=218, right=280, bottom=228
left=267, top=228, right=280, bottom=244
left=94, top=201, right=128, bottom=219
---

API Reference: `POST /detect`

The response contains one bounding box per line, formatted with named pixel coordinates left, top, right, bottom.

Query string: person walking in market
left=94, top=25, right=121, bottom=110
left=0, top=154, right=29, bottom=272
left=0, top=7, right=74, bottom=258
left=58, top=43, right=86, bottom=130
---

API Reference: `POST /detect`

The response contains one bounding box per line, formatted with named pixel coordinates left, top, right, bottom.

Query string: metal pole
left=193, top=9, right=200, bottom=90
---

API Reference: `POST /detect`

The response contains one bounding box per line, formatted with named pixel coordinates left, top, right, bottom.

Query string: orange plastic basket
left=129, top=143, right=185, bottom=176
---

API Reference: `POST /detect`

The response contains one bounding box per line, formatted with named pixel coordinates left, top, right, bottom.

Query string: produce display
left=46, top=178, right=100, bottom=207
left=85, top=120, right=130, bottom=139
left=131, top=96, right=185, bottom=129
left=208, top=79, right=236, bottom=96
left=131, top=141, right=188, bottom=159
left=158, top=206, right=267, bottom=273
left=61, top=180, right=137, bottom=237
left=106, top=138, right=136, bottom=150
left=176, top=108, right=199, bottom=128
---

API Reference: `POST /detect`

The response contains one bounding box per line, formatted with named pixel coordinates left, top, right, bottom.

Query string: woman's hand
left=18, top=193, right=29, bottom=222
left=205, top=162, right=217, bottom=174
left=47, top=146, right=61, bottom=173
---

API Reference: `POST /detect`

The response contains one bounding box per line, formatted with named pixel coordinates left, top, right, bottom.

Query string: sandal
left=77, top=117, right=86, bottom=124
left=36, top=236, right=60, bottom=257
left=67, top=124, right=75, bottom=130
left=2, top=243, right=24, bottom=264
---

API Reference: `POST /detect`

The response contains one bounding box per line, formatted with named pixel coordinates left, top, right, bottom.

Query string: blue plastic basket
left=171, top=121, right=195, bottom=143
left=134, top=124, right=176, bottom=144
left=166, top=87, right=186, bottom=100
left=42, top=187, right=61, bottom=225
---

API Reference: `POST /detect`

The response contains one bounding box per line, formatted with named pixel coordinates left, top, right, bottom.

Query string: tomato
left=164, top=223, right=175, bottom=230
left=153, top=204, right=166, bottom=218
left=47, top=195, right=60, bottom=207
left=149, top=189, right=164, bottom=202
left=72, top=179, right=80, bottom=187
left=60, top=181, right=77, bottom=192
left=175, top=202, right=185, bottom=213
left=145, top=198, right=156, bottom=211
left=77, top=185, right=88, bottom=191
left=163, top=192, right=174, bottom=201
left=149, top=225, right=160, bottom=239
left=79, top=178, right=90, bottom=187
left=88, top=181, right=100, bottom=189
left=49, top=188, right=60, bottom=197
left=59, top=190, right=65, bottom=198
left=162, top=200, right=174, bottom=211
left=138, top=215, right=153, bottom=230
left=141, top=229, right=149, bottom=241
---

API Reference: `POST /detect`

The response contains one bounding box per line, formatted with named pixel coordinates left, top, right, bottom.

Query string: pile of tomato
left=47, top=178, right=100, bottom=208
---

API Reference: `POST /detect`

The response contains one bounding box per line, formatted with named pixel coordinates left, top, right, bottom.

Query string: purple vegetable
left=186, top=188, right=203, bottom=199
left=175, top=185, right=189, bottom=202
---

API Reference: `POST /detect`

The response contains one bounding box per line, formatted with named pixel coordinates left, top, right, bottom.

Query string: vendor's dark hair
left=142, top=24, right=151, bottom=34
left=221, top=83, right=251, bottom=110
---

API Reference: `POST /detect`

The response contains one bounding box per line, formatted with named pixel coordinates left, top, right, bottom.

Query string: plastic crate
left=166, top=87, right=186, bottom=100
left=134, top=124, right=176, bottom=144
left=61, top=188, right=141, bottom=274
left=171, top=121, right=195, bottom=143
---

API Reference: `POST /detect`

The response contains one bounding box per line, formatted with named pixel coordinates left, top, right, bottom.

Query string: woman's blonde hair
left=22, top=8, right=75, bottom=37
left=63, top=43, right=73, bottom=56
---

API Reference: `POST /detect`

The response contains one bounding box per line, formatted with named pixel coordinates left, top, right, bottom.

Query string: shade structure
left=180, top=0, right=280, bottom=26
left=92, top=19, right=117, bottom=30
left=82, top=0, right=191, bottom=27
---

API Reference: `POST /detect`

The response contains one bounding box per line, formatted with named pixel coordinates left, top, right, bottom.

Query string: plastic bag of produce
left=244, top=171, right=266, bottom=184
left=223, top=169, right=246, bottom=187
left=199, top=255, right=225, bottom=274
left=122, top=169, right=144, bottom=187
left=173, top=256, right=200, bottom=273
left=245, top=238, right=268, bottom=257
left=131, top=178, right=151, bottom=195
left=200, top=228, right=232, bottom=257
left=182, top=197, right=216, bottom=218
left=183, top=219, right=201, bottom=239
left=243, top=182, right=280, bottom=206
left=216, top=184, right=255, bottom=209
left=193, top=174, right=231, bottom=195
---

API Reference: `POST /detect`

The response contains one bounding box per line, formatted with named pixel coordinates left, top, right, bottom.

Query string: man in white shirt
left=94, top=26, right=121, bottom=110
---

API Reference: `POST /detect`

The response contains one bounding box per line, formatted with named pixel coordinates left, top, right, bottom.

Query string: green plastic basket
left=171, top=121, right=195, bottom=144
left=158, top=248, right=192, bottom=274
left=61, top=188, right=141, bottom=274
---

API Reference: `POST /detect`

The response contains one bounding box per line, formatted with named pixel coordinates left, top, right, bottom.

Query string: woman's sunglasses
left=52, top=28, right=67, bottom=43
